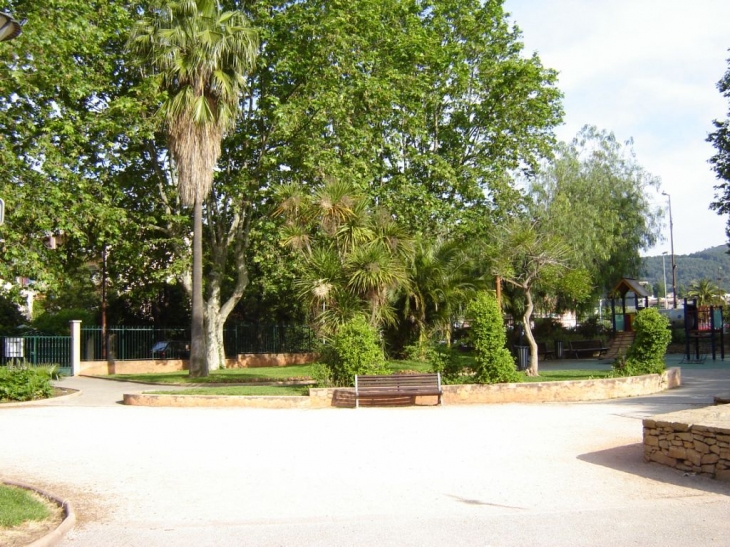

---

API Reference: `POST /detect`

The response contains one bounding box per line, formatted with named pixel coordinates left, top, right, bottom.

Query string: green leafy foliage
left=466, top=292, right=521, bottom=384
left=32, top=309, right=96, bottom=335
left=0, top=364, right=55, bottom=402
left=613, top=308, right=670, bottom=376
left=709, top=55, right=730, bottom=240
left=529, top=125, right=663, bottom=297
left=321, top=316, right=388, bottom=386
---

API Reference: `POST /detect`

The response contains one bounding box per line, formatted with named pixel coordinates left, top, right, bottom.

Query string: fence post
left=70, top=320, right=81, bottom=376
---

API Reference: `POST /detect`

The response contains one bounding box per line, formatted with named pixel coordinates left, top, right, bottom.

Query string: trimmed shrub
left=321, top=316, right=388, bottom=386
left=467, top=292, right=521, bottom=384
left=613, top=308, right=671, bottom=376
left=0, top=365, right=55, bottom=402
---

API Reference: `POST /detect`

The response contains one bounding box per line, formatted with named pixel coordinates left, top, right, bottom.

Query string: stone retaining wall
left=643, top=405, right=730, bottom=482
left=123, top=369, right=681, bottom=409
left=308, top=368, right=680, bottom=408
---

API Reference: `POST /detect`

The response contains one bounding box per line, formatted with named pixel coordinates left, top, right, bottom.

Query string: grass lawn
left=0, top=485, right=50, bottom=527
left=109, top=364, right=316, bottom=384
left=521, top=370, right=612, bottom=382
left=117, top=358, right=612, bottom=396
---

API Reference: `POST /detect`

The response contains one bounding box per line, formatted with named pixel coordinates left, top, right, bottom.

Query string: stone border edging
left=1, top=479, right=76, bottom=547
left=123, top=368, right=681, bottom=408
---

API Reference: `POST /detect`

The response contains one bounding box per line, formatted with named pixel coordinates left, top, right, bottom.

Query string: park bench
left=354, top=373, right=443, bottom=408
left=537, top=341, right=554, bottom=360
left=568, top=339, right=609, bottom=359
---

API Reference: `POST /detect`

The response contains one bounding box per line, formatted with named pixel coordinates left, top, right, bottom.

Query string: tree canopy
left=709, top=54, right=730, bottom=241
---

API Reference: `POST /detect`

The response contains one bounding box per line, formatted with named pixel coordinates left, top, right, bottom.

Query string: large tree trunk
left=205, top=295, right=227, bottom=371
left=189, top=197, right=208, bottom=377
left=201, top=201, right=251, bottom=371
left=522, top=287, right=539, bottom=377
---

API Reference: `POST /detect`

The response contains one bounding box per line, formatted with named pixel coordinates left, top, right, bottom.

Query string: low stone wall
left=643, top=405, right=730, bottom=482
left=308, top=368, right=681, bottom=409
left=123, top=369, right=681, bottom=409
left=226, top=353, right=318, bottom=368
left=80, top=353, right=317, bottom=376
left=123, top=393, right=310, bottom=409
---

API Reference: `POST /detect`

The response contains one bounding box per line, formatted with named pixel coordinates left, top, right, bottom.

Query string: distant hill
left=640, top=244, right=730, bottom=295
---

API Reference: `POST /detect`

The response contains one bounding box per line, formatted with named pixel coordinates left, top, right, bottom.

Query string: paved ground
left=2, top=357, right=730, bottom=546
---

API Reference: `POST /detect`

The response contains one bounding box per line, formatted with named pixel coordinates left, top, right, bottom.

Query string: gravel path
left=2, top=363, right=730, bottom=547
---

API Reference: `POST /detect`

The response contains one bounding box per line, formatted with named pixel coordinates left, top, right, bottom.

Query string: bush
left=0, top=364, right=55, bottom=402
left=321, top=316, right=388, bottom=386
left=613, top=308, right=671, bottom=376
left=467, top=292, right=521, bottom=384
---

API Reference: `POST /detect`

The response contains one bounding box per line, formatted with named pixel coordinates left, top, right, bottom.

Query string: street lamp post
left=662, top=251, right=668, bottom=310
left=661, top=191, right=677, bottom=309
left=0, top=12, right=22, bottom=42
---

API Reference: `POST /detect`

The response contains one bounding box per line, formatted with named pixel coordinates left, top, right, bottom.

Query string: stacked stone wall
left=643, top=406, right=730, bottom=482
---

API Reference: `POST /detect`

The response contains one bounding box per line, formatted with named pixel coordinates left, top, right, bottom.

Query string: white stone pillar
left=70, top=320, right=81, bottom=376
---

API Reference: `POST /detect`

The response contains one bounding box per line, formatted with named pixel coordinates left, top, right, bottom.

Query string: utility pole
left=662, top=192, right=677, bottom=309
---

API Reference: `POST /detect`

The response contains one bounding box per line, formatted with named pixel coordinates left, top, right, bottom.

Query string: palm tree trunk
left=190, top=196, right=208, bottom=377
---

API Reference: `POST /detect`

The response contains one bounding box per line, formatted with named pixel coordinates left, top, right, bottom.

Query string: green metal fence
left=80, top=325, right=315, bottom=362
left=81, top=327, right=189, bottom=361
left=224, top=324, right=315, bottom=356
left=0, top=335, right=71, bottom=374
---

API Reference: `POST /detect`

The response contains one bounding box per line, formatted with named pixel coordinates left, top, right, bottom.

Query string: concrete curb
left=1, top=479, right=76, bottom=547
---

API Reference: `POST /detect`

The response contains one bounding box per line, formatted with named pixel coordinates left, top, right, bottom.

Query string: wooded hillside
left=640, top=245, right=730, bottom=294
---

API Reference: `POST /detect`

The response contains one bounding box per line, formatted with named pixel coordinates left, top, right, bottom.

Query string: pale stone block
left=668, top=446, right=686, bottom=460
left=702, top=464, right=717, bottom=474
left=644, top=436, right=659, bottom=447
left=677, top=432, right=693, bottom=442
left=701, top=453, right=720, bottom=465
left=650, top=452, right=677, bottom=467
left=694, top=440, right=710, bottom=454
left=685, top=449, right=702, bottom=467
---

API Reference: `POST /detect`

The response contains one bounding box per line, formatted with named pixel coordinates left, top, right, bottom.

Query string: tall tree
left=709, top=55, right=730, bottom=240
left=0, top=0, right=137, bottom=293
left=128, top=0, right=258, bottom=376
left=529, top=126, right=663, bottom=297
left=490, top=216, right=591, bottom=376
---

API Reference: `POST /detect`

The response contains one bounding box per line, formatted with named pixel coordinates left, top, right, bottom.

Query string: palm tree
left=687, top=278, right=726, bottom=307
left=276, top=180, right=412, bottom=336
left=400, top=238, right=479, bottom=349
left=128, top=0, right=257, bottom=376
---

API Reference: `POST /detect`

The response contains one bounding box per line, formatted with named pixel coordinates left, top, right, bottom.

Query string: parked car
left=150, top=341, right=190, bottom=360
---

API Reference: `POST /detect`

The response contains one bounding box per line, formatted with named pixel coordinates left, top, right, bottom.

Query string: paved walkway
left=2, top=359, right=729, bottom=546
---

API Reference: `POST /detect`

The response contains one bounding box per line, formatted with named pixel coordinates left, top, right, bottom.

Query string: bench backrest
left=569, top=340, right=604, bottom=349
left=356, top=373, right=441, bottom=391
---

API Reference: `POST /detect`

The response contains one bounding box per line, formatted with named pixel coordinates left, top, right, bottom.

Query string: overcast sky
left=504, top=0, right=730, bottom=257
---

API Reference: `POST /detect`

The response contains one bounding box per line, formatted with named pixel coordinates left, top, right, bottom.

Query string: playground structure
left=610, top=278, right=650, bottom=333
left=683, top=298, right=724, bottom=362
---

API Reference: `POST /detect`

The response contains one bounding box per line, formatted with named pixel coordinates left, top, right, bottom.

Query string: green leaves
left=466, top=291, right=521, bottom=384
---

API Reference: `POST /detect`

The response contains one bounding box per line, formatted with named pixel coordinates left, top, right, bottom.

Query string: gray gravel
left=2, top=360, right=730, bottom=547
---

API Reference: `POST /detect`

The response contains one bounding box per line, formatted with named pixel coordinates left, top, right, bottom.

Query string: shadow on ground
left=577, top=443, right=730, bottom=495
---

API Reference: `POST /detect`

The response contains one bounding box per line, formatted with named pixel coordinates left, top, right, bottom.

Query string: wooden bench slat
left=355, top=373, right=442, bottom=408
